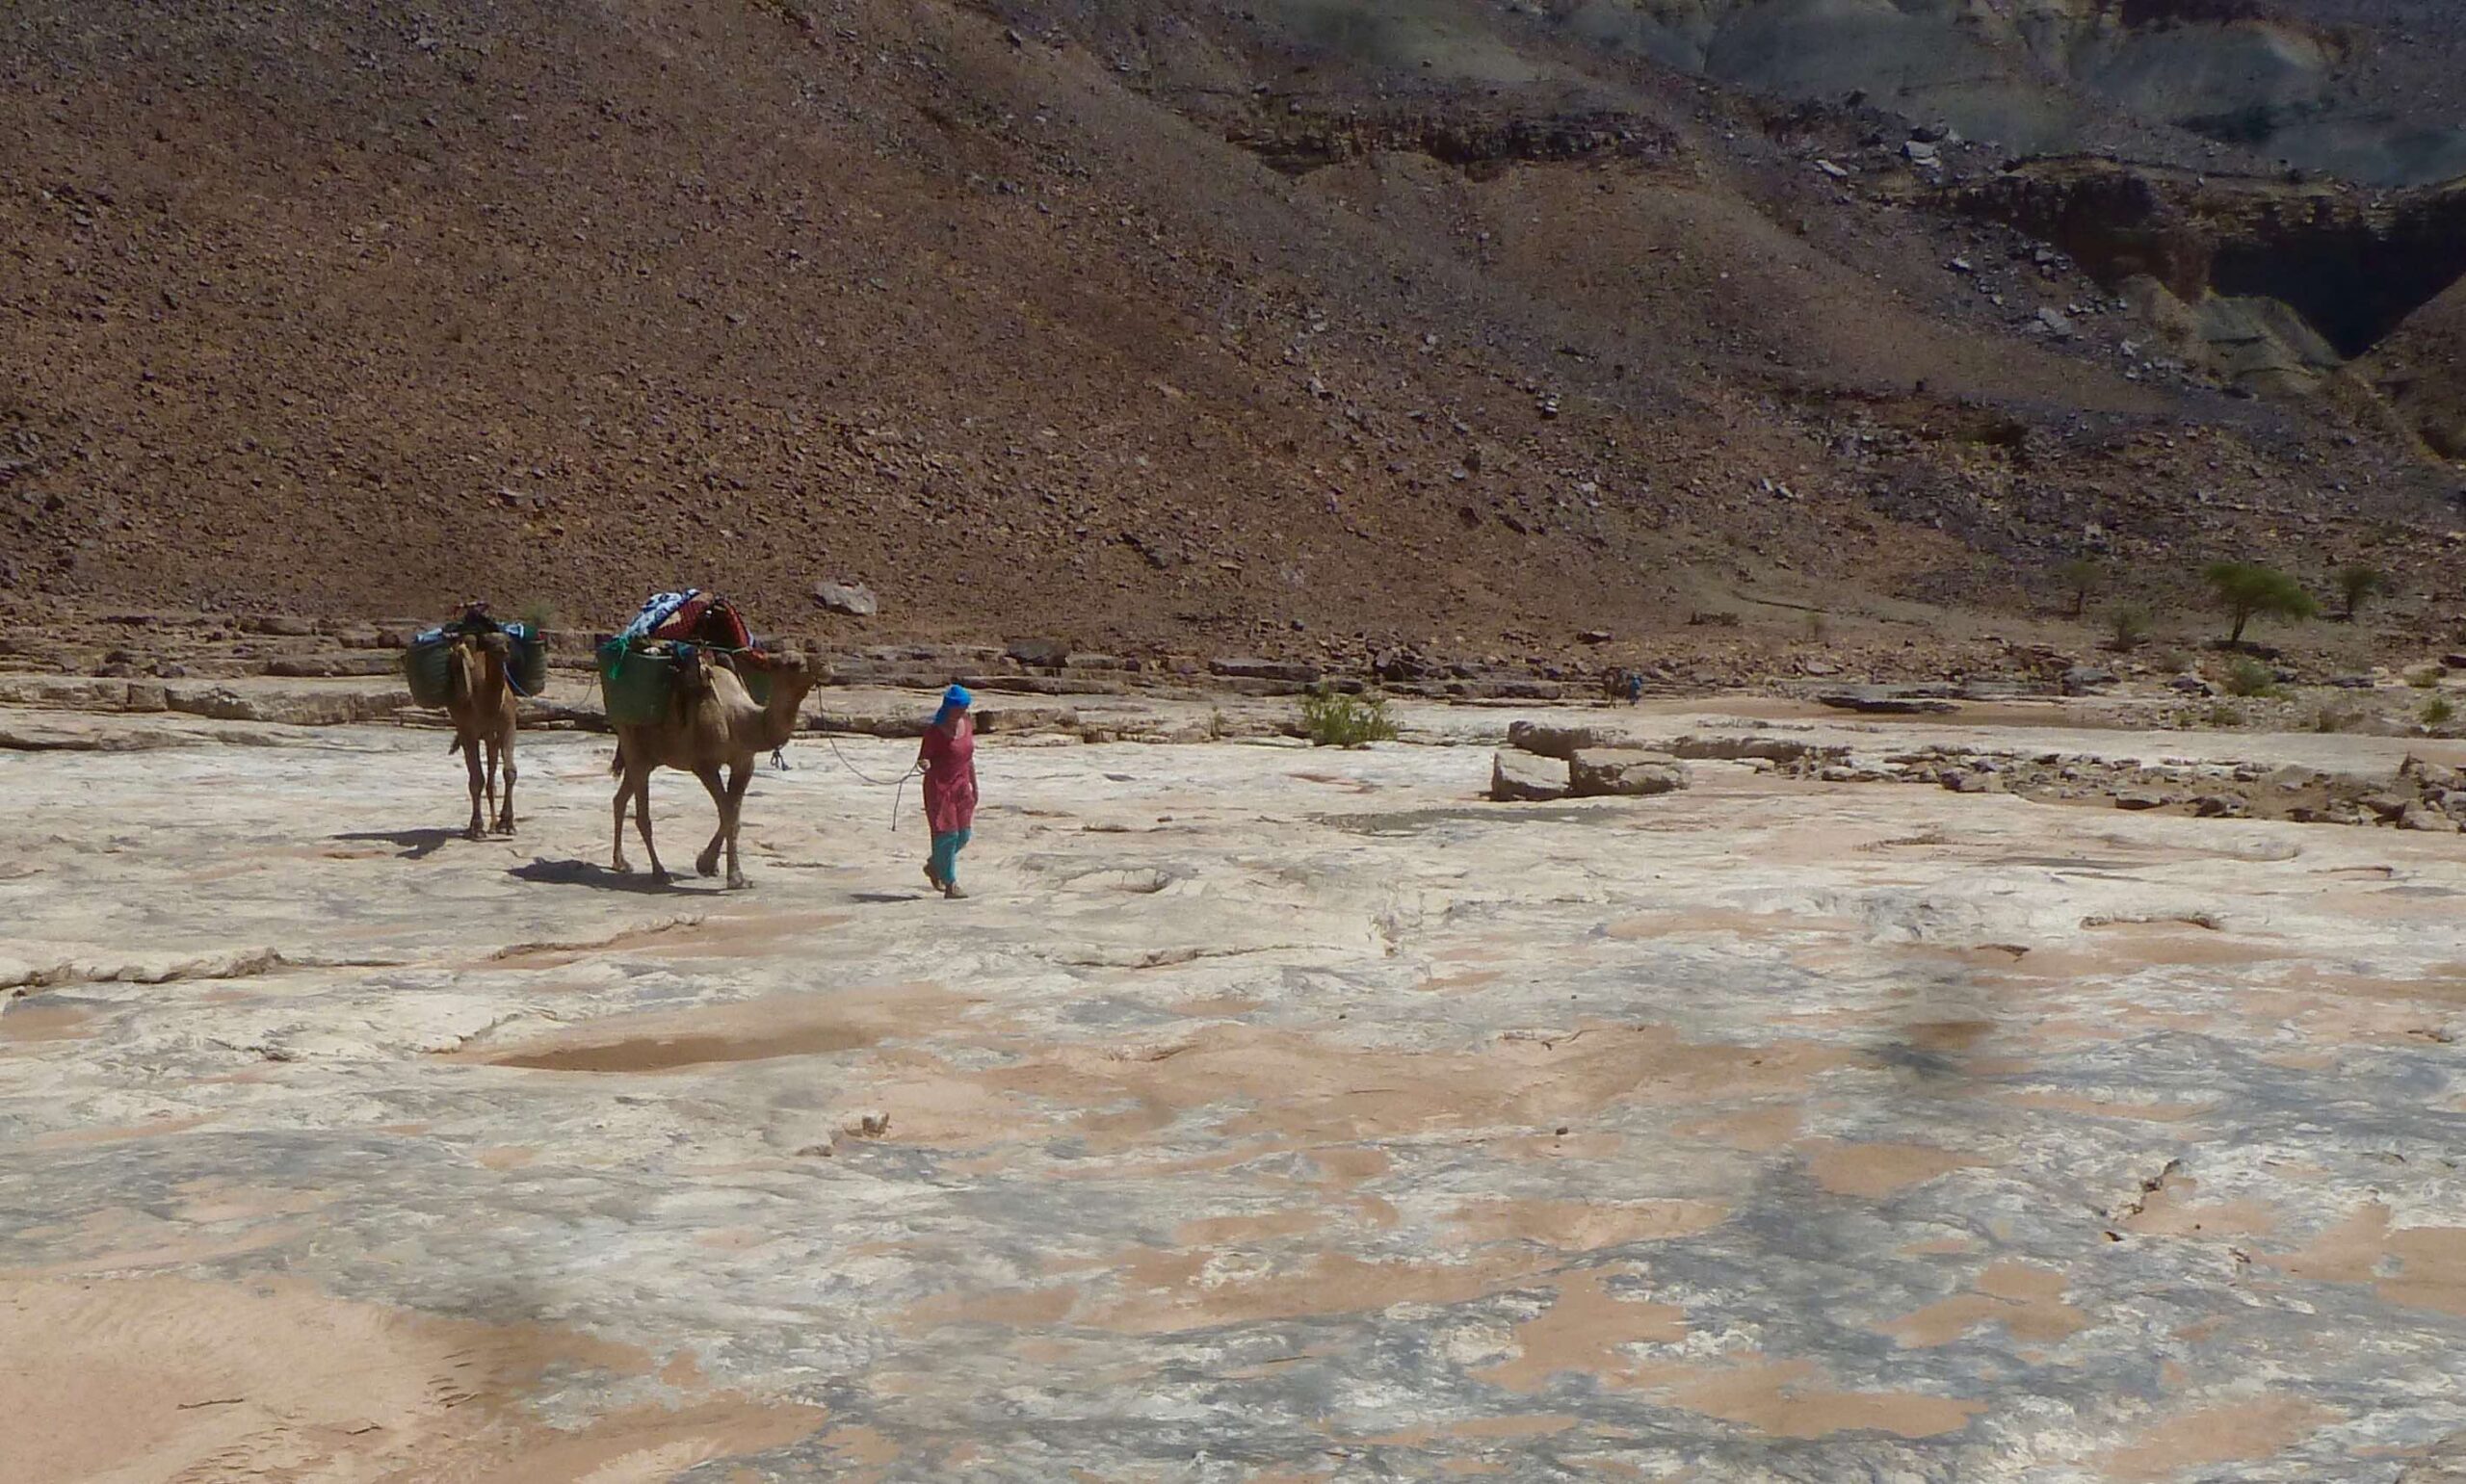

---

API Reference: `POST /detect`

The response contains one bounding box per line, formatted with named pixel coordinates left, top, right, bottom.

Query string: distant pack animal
left=446, top=631, right=519, bottom=839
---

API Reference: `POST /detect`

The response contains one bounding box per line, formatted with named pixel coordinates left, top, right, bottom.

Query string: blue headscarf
left=937, top=685, right=973, bottom=721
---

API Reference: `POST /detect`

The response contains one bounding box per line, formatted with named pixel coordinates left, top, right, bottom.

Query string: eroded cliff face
left=1950, top=158, right=2466, bottom=434
left=1552, top=0, right=2463, bottom=186
left=2368, top=279, right=2466, bottom=459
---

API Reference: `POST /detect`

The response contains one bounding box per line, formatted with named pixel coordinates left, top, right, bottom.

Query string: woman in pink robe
left=917, top=685, right=977, bottom=898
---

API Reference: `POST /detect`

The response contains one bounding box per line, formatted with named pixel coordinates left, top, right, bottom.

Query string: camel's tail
left=449, top=734, right=467, bottom=756
left=609, top=742, right=625, bottom=777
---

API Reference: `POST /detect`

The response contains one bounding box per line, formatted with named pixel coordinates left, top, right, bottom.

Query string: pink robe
left=919, top=718, right=978, bottom=835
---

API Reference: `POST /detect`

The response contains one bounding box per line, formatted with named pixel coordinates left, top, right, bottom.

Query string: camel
left=445, top=631, right=519, bottom=839
left=610, top=648, right=816, bottom=889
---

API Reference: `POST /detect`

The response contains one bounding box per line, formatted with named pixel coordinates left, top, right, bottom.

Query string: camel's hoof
left=695, top=858, right=721, bottom=878
left=464, top=828, right=485, bottom=843
left=725, top=876, right=750, bottom=892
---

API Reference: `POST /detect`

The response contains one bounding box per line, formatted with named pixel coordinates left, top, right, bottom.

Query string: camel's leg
left=611, top=762, right=633, bottom=873
left=693, top=765, right=729, bottom=878
left=461, top=733, right=486, bottom=841
left=633, top=767, right=669, bottom=881
left=481, top=735, right=502, bottom=836
left=495, top=726, right=518, bottom=834
left=721, top=760, right=751, bottom=891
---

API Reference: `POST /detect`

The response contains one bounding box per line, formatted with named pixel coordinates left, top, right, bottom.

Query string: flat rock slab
left=1819, top=686, right=1961, bottom=715
left=5, top=707, right=2466, bottom=1480
left=1489, top=749, right=1571, bottom=800
left=1506, top=718, right=1617, bottom=759
left=1568, top=746, right=1690, bottom=796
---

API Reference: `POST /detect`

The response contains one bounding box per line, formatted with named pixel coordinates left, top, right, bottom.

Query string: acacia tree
left=2203, top=560, right=2318, bottom=644
left=2336, top=563, right=2392, bottom=620
left=2054, top=557, right=2106, bottom=617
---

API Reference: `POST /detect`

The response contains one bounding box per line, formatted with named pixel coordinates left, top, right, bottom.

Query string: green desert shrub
left=2108, top=603, right=2153, bottom=651
left=1300, top=685, right=1398, bottom=747
left=2223, top=657, right=2278, bottom=698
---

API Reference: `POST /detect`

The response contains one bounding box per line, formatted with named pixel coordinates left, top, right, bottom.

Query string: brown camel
left=446, top=631, right=519, bottom=839
left=610, top=648, right=816, bottom=889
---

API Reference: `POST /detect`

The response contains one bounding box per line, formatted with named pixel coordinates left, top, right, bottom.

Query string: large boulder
left=812, top=579, right=880, bottom=617
left=1506, top=719, right=1613, bottom=760
left=1490, top=751, right=1571, bottom=801
left=1568, top=748, right=1690, bottom=798
left=2400, top=804, right=2461, bottom=833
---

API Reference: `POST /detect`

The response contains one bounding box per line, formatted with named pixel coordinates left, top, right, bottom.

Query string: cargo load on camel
left=403, top=607, right=548, bottom=708
left=596, top=589, right=779, bottom=725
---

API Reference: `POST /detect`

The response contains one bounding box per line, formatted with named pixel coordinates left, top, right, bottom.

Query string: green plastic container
left=598, top=638, right=673, bottom=726
left=404, top=634, right=453, bottom=707
left=598, top=640, right=774, bottom=722
left=504, top=623, right=550, bottom=694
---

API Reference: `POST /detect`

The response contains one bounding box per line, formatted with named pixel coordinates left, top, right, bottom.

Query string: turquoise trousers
left=930, top=828, right=972, bottom=886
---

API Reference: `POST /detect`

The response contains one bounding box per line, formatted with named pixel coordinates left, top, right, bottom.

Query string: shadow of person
left=329, top=827, right=462, bottom=861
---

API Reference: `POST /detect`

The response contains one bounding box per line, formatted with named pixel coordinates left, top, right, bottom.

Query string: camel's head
left=760, top=650, right=816, bottom=703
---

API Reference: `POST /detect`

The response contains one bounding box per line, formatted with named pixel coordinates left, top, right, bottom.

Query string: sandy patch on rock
left=0, top=1275, right=821, bottom=1484
left=1797, top=1139, right=1984, bottom=1199
left=1882, top=1262, right=2087, bottom=1347
left=1476, top=1268, right=1689, bottom=1392
left=2096, top=1395, right=2335, bottom=1480
left=1448, top=1198, right=1730, bottom=1250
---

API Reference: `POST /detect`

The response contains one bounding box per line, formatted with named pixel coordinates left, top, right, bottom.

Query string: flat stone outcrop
left=1489, top=749, right=1571, bottom=801
left=1506, top=719, right=1616, bottom=760
left=1568, top=747, right=1690, bottom=796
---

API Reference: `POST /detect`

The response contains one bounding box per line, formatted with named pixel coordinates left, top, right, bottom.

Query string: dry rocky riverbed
left=6, top=693, right=2466, bottom=1481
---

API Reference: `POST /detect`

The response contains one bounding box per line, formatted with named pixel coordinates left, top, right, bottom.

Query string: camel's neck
left=752, top=678, right=813, bottom=749
left=450, top=643, right=504, bottom=705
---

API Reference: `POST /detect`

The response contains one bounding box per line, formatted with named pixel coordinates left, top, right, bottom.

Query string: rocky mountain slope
left=2, top=0, right=2461, bottom=662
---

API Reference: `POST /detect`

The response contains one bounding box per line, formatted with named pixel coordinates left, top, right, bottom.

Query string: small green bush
left=2108, top=603, right=2153, bottom=651
left=519, top=598, right=559, bottom=632
left=1300, top=685, right=1397, bottom=747
left=1805, top=612, right=1828, bottom=642
left=2426, top=696, right=2456, bottom=729
left=2204, top=701, right=2245, bottom=728
left=2410, top=668, right=2442, bottom=689
left=2202, top=560, right=2318, bottom=643
left=2311, top=705, right=2356, bottom=734
left=2223, top=657, right=2278, bottom=698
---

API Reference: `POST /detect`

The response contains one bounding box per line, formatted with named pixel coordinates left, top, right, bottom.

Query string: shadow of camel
left=848, top=891, right=929, bottom=904
left=511, top=858, right=733, bottom=895
left=330, top=827, right=463, bottom=861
